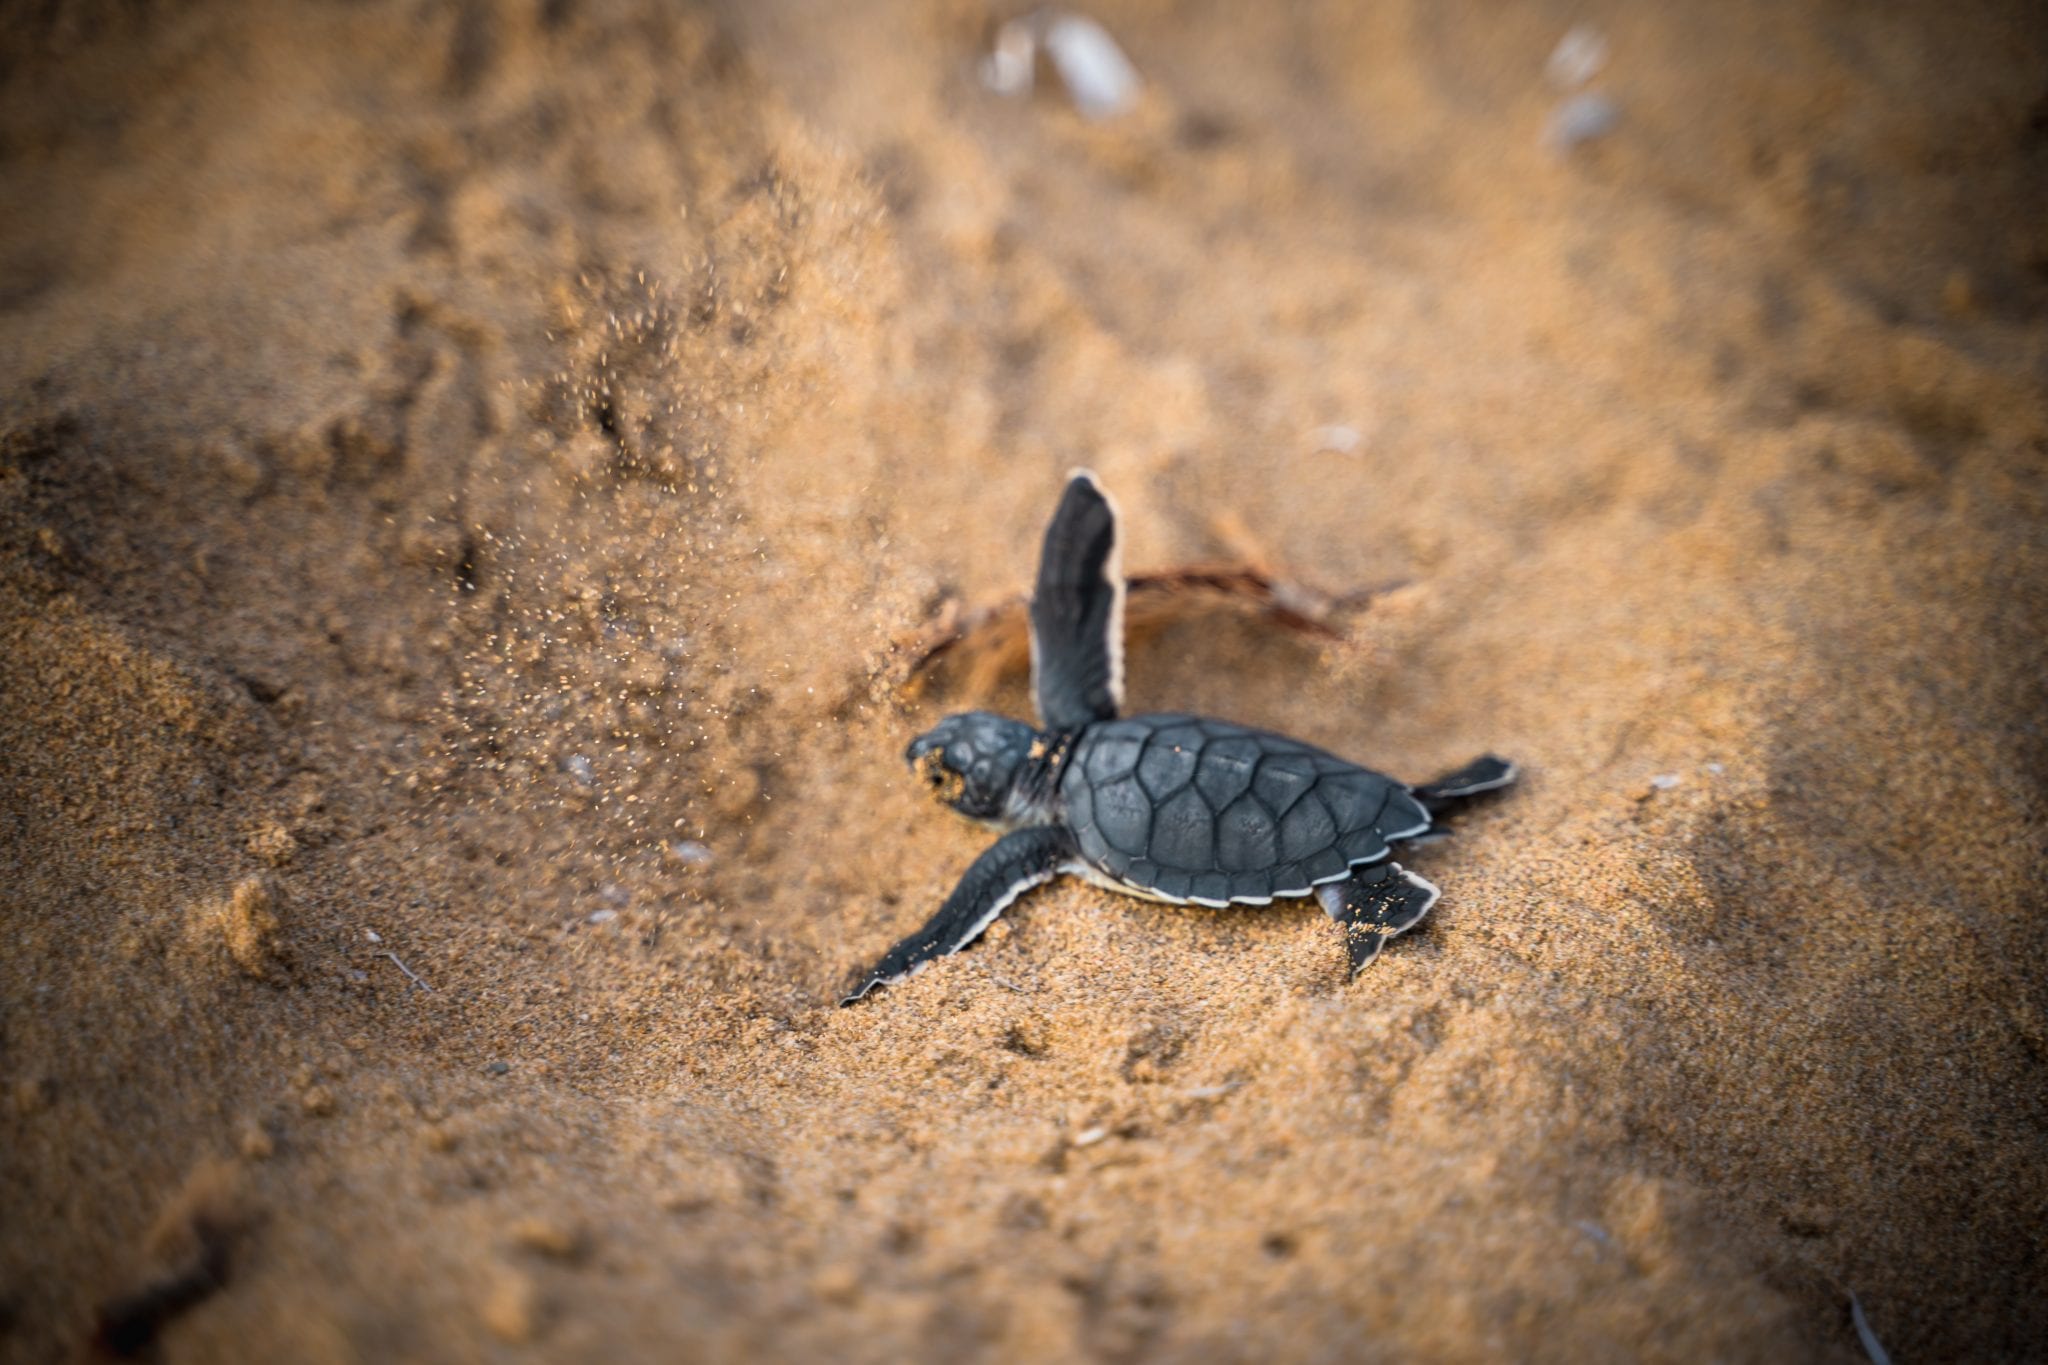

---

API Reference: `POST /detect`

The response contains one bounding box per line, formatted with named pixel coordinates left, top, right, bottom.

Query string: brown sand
left=3, top=1, right=2046, bottom=1360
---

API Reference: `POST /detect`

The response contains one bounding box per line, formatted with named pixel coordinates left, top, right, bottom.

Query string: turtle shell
left=1058, top=714, right=1431, bottom=906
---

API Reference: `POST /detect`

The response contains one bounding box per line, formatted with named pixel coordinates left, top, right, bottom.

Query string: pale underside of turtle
left=843, top=472, right=1515, bottom=1005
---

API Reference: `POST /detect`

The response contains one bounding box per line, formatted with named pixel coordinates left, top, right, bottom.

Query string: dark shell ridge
left=1060, top=714, right=1430, bottom=905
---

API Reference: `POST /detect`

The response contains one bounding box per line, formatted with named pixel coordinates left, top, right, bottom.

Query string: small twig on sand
left=1179, top=1082, right=1246, bottom=1100
left=989, top=974, right=1030, bottom=995
left=384, top=951, right=432, bottom=992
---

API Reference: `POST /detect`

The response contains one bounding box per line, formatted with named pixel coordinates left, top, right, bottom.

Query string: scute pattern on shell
left=1060, top=714, right=1430, bottom=905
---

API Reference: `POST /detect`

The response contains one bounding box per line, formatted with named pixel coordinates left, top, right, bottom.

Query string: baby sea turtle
left=843, top=472, right=1516, bottom=1004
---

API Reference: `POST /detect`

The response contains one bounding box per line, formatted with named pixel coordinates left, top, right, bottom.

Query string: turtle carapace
left=842, top=472, right=1516, bottom=1005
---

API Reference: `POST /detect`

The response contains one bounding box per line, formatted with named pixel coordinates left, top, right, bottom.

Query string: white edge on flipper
left=1312, top=862, right=1441, bottom=938
left=1026, top=468, right=1127, bottom=729
left=1422, top=760, right=1519, bottom=799
left=1067, top=467, right=1125, bottom=714
left=1394, top=865, right=1442, bottom=934
left=1026, top=603, right=1046, bottom=728
left=841, top=868, right=1058, bottom=1004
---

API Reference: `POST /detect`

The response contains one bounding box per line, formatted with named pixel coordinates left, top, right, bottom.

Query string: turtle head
left=905, top=711, right=1041, bottom=825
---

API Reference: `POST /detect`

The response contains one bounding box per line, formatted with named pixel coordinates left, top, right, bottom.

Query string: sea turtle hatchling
left=842, top=472, right=1516, bottom=1004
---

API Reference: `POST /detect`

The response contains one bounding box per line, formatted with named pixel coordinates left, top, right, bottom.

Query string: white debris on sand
left=1043, top=14, right=1140, bottom=119
left=979, top=17, right=1037, bottom=96
left=1546, top=92, right=1620, bottom=153
left=666, top=838, right=713, bottom=867
left=980, top=10, right=1140, bottom=121
left=1309, top=424, right=1363, bottom=455
left=1542, top=25, right=1618, bottom=154
left=1546, top=25, right=1609, bottom=90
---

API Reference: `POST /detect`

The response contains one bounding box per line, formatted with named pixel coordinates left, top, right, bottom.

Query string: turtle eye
left=911, top=749, right=965, bottom=803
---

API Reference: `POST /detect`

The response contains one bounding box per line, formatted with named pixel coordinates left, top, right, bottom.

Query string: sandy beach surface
left=3, top=1, right=2045, bottom=1359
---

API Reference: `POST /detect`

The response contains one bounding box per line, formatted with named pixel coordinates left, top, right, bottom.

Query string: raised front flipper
left=841, top=826, right=1073, bottom=1005
left=1029, top=470, right=1125, bottom=731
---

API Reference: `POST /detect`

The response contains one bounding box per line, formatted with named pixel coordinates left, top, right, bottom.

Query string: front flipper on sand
left=842, top=826, right=1073, bottom=1005
left=1316, top=861, right=1441, bottom=975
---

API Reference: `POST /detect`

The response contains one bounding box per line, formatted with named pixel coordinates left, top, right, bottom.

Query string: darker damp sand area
left=2, top=1, right=2046, bottom=1361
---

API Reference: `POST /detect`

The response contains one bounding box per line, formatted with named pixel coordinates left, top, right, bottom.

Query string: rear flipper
left=1316, top=862, right=1441, bottom=974
left=842, top=825, right=1072, bottom=1005
left=1414, top=755, right=1517, bottom=817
